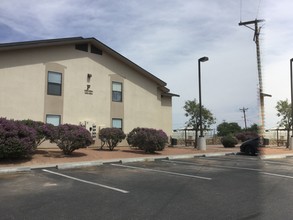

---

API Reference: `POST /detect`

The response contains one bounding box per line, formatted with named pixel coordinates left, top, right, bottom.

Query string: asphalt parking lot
left=1, top=155, right=292, bottom=220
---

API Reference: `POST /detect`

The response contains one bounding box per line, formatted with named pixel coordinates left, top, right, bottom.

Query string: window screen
left=112, top=82, right=122, bottom=102
left=46, top=115, right=61, bottom=126
left=48, top=71, right=62, bottom=96
left=112, top=118, right=122, bottom=129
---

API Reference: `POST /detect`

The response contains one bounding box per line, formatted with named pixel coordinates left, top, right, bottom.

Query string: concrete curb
left=203, top=152, right=234, bottom=157
left=57, top=161, right=104, bottom=170
left=260, top=153, right=293, bottom=160
left=0, top=166, right=31, bottom=174
left=0, top=152, right=240, bottom=174
left=3, top=151, right=292, bottom=173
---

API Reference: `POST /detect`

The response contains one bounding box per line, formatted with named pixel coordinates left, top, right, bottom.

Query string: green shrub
left=127, top=127, right=168, bottom=153
left=98, top=127, right=126, bottom=151
left=51, top=124, right=93, bottom=155
left=221, top=134, right=238, bottom=148
left=0, top=118, right=36, bottom=159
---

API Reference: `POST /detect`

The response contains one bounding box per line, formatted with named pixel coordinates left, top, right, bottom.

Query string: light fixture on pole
left=290, top=58, right=293, bottom=150
left=198, top=56, right=209, bottom=150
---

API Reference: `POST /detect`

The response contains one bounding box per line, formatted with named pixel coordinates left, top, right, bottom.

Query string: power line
left=239, top=0, right=263, bottom=21
left=256, top=0, right=262, bottom=19
left=240, top=0, right=242, bottom=22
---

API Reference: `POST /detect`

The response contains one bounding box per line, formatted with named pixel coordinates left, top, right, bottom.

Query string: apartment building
left=0, top=37, right=178, bottom=139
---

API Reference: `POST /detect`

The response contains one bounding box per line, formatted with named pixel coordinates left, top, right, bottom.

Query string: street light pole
left=289, top=58, right=293, bottom=150
left=198, top=56, right=209, bottom=150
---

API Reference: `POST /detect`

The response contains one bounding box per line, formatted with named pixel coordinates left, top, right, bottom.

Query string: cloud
left=2, top=0, right=291, bottom=130
left=259, top=0, right=293, bottom=128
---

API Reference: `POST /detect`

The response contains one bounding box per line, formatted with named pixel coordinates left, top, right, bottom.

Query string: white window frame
left=112, top=82, right=122, bottom=102
left=48, top=71, right=62, bottom=96
left=46, top=114, right=61, bottom=126
left=112, top=118, right=123, bottom=129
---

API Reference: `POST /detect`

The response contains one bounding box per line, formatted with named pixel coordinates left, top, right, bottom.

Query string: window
left=48, top=71, right=62, bottom=96
left=46, top=115, right=61, bottom=126
left=112, top=82, right=122, bottom=102
left=91, top=45, right=103, bottom=55
left=75, top=43, right=88, bottom=52
left=112, top=118, right=122, bottom=129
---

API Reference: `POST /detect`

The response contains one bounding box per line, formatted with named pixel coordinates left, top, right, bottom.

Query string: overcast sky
left=1, top=0, right=292, bottom=130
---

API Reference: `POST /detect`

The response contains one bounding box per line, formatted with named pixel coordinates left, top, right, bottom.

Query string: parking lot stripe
left=163, top=160, right=293, bottom=180
left=42, top=169, right=129, bottom=194
left=111, top=164, right=212, bottom=180
left=264, top=161, right=293, bottom=166
left=261, top=172, right=293, bottom=179
left=162, top=160, right=261, bottom=172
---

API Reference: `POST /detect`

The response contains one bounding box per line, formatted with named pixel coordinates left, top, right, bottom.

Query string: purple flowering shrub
left=19, top=119, right=57, bottom=149
left=99, top=128, right=126, bottom=151
left=50, top=124, right=94, bottom=155
left=127, top=127, right=168, bottom=153
left=235, top=131, right=259, bottom=142
left=0, top=118, right=36, bottom=159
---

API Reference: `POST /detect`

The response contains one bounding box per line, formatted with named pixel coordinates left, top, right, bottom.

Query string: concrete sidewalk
left=0, top=145, right=292, bottom=173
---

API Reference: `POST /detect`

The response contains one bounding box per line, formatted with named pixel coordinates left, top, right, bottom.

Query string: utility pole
left=240, top=107, right=248, bottom=130
left=239, top=19, right=268, bottom=138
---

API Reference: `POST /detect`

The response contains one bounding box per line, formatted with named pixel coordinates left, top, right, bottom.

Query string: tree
left=217, top=122, right=242, bottom=136
left=276, top=99, right=292, bottom=147
left=183, top=99, right=216, bottom=147
left=246, top=123, right=258, bottom=133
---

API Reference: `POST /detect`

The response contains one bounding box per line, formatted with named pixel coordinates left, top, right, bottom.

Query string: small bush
left=127, top=127, right=168, bottom=153
left=99, top=128, right=126, bottom=151
left=51, top=124, right=94, bottom=155
left=18, top=119, right=57, bottom=149
left=235, top=131, right=258, bottom=142
left=221, top=134, right=238, bottom=148
left=0, top=118, right=36, bottom=159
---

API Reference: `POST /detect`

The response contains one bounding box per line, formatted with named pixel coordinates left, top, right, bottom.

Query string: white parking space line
left=162, top=160, right=261, bottom=172
left=111, top=164, right=212, bottom=180
left=261, top=172, right=293, bottom=179
left=164, top=160, right=293, bottom=180
left=42, top=169, right=129, bottom=194
left=264, top=161, right=293, bottom=166
left=199, top=156, right=258, bottom=161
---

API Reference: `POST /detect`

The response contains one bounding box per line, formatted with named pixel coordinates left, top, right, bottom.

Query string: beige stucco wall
left=0, top=51, right=45, bottom=121
left=0, top=43, right=173, bottom=137
left=161, top=96, right=173, bottom=136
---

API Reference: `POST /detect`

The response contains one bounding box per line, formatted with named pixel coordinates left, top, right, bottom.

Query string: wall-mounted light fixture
left=87, top=73, right=92, bottom=82
left=85, top=74, right=93, bottom=95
